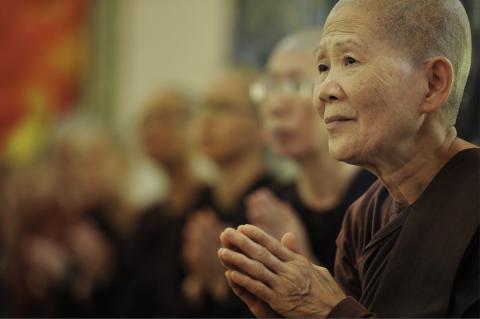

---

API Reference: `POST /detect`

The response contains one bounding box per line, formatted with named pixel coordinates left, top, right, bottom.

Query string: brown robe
left=273, top=169, right=376, bottom=273
left=329, top=148, right=480, bottom=317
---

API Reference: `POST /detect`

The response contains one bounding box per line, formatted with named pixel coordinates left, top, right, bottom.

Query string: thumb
left=281, top=232, right=300, bottom=254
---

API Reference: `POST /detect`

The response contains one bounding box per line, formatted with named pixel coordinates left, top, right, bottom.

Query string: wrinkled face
left=314, top=4, right=427, bottom=166
left=195, top=73, right=261, bottom=163
left=141, top=98, right=190, bottom=164
left=261, top=49, right=329, bottom=160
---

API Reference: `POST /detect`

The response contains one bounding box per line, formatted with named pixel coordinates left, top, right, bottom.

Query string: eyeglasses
left=249, top=77, right=314, bottom=104
left=197, top=100, right=253, bottom=117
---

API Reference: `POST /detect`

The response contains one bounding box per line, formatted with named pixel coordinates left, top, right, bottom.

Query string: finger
left=253, top=192, right=275, bottom=215
left=238, top=224, right=295, bottom=261
left=183, top=220, right=196, bottom=241
left=280, top=232, right=300, bottom=254
left=219, top=248, right=276, bottom=286
left=220, top=228, right=284, bottom=272
left=246, top=191, right=259, bottom=208
left=203, top=208, right=217, bottom=220
left=225, top=271, right=260, bottom=311
left=220, top=227, right=238, bottom=250
left=246, top=189, right=271, bottom=211
left=190, top=210, right=206, bottom=221
left=218, top=231, right=241, bottom=269
left=201, top=210, right=222, bottom=230
left=217, top=248, right=243, bottom=273
left=262, top=191, right=285, bottom=215
left=220, top=228, right=246, bottom=251
left=311, top=264, right=344, bottom=295
left=225, top=271, right=276, bottom=318
left=261, top=189, right=279, bottom=204
left=184, top=217, right=205, bottom=242
left=191, top=210, right=214, bottom=228
left=194, top=213, right=210, bottom=227
left=225, top=270, right=253, bottom=303
left=280, top=202, right=298, bottom=220
left=247, top=188, right=268, bottom=203
left=251, top=198, right=283, bottom=233
left=247, top=205, right=265, bottom=224
left=218, top=250, right=231, bottom=269
left=228, top=270, right=274, bottom=305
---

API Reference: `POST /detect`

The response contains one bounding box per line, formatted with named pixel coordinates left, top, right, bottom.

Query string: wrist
left=326, top=296, right=373, bottom=318
left=309, top=296, right=347, bottom=319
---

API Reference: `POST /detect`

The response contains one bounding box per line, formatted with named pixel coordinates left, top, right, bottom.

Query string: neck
left=215, top=150, right=266, bottom=211
left=371, top=127, right=475, bottom=205
left=296, top=150, right=359, bottom=211
left=164, top=158, right=201, bottom=216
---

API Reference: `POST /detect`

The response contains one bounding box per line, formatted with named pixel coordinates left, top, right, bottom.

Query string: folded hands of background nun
left=183, top=209, right=230, bottom=301
left=247, top=189, right=315, bottom=262
left=22, top=236, right=70, bottom=297
left=218, top=225, right=346, bottom=318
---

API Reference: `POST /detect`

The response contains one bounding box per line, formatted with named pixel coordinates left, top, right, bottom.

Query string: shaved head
left=332, top=0, right=472, bottom=123
left=207, top=66, right=260, bottom=116
left=273, top=28, right=323, bottom=54
left=144, top=89, right=191, bottom=116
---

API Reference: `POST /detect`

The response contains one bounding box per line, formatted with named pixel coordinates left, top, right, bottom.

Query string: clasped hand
left=218, top=224, right=346, bottom=318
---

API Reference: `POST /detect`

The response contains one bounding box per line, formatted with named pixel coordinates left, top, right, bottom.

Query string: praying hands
left=183, top=209, right=230, bottom=302
left=247, top=189, right=316, bottom=262
left=218, top=224, right=346, bottom=318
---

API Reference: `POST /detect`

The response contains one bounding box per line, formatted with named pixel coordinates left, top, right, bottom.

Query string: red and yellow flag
left=0, top=0, right=90, bottom=163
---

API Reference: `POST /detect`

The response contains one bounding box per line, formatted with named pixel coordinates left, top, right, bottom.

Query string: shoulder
left=444, top=147, right=480, bottom=184
left=334, top=181, right=388, bottom=299
left=344, top=169, right=378, bottom=202
left=337, top=180, right=391, bottom=255
left=342, top=180, right=389, bottom=231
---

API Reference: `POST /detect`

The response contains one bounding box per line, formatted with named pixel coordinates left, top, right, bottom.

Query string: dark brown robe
left=111, top=186, right=211, bottom=317
left=191, top=173, right=280, bottom=318
left=274, top=169, right=376, bottom=273
left=329, top=148, right=480, bottom=318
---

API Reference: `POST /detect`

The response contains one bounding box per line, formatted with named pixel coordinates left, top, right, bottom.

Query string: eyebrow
left=314, top=38, right=365, bottom=60
left=314, top=45, right=325, bottom=60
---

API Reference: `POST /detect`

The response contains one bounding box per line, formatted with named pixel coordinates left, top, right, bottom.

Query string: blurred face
left=141, top=97, right=190, bottom=165
left=314, top=4, right=426, bottom=166
left=195, top=73, right=261, bottom=163
left=57, top=136, right=125, bottom=209
left=259, top=49, right=328, bottom=160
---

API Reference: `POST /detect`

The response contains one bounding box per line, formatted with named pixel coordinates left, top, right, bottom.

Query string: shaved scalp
left=212, top=65, right=261, bottom=116
left=144, top=89, right=192, bottom=115
left=335, top=0, right=472, bottom=123
left=273, top=28, right=324, bottom=54
left=220, top=65, right=260, bottom=91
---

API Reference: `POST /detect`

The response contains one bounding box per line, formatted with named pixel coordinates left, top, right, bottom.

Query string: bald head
left=332, top=0, right=472, bottom=122
left=266, top=28, right=323, bottom=81
left=211, top=67, right=259, bottom=95
left=261, top=28, right=330, bottom=160
left=273, top=28, right=323, bottom=55
left=139, top=89, right=193, bottom=165
left=205, top=66, right=260, bottom=117
left=144, top=89, right=191, bottom=117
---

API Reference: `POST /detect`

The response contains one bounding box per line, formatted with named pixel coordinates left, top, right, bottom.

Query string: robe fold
left=331, top=148, right=480, bottom=318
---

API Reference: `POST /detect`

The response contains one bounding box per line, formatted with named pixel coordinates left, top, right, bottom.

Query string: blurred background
left=0, top=0, right=478, bottom=317
left=1, top=0, right=479, bottom=191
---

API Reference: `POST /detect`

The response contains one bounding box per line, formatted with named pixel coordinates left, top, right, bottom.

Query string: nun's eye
left=318, top=64, right=329, bottom=74
left=345, top=56, right=357, bottom=65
